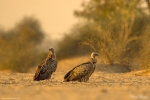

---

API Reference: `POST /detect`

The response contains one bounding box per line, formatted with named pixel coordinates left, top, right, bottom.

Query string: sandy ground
left=0, top=56, right=150, bottom=100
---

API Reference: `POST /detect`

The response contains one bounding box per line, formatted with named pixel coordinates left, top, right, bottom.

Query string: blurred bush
left=0, top=17, right=46, bottom=72
left=57, top=0, right=150, bottom=70
left=56, top=23, right=100, bottom=59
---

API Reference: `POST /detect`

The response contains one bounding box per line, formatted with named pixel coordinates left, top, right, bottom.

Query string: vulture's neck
left=52, top=53, right=56, bottom=59
left=46, top=52, right=56, bottom=61
left=90, top=57, right=97, bottom=64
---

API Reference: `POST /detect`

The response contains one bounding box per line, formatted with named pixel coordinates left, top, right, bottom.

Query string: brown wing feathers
left=33, top=52, right=98, bottom=82
left=63, top=52, right=98, bottom=82
left=33, top=48, right=57, bottom=81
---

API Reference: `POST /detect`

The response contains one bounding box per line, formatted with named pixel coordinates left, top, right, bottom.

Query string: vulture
left=64, top=52, right=99, bottom=82
left=33, top=48, right=58, bottom=81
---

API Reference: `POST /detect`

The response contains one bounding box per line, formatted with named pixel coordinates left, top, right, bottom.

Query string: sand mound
left=96, top=63, right=131, bottom=73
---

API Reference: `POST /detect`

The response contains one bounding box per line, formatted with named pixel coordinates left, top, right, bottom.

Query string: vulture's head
left=90, top=52, right=99, bottom=64
left=91, top=52, right=99, bottom=58
left=48, top=48, right=56, bottom=59
left=49, top=48, right=54, bottom=53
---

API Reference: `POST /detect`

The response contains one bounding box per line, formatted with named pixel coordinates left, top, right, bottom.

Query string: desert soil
left=0, top=57, right=150, bottom=100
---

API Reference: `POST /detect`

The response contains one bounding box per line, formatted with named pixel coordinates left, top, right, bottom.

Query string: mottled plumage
left=64, top=52, right=99, bottom=82
left=33, top=48, right=57, bottom=81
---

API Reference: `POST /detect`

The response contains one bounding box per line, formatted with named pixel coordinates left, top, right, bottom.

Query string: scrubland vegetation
left=57, top=0, right=150, bottom=71
left=0, top=17, right=46, bottom=72
left=1, top=0, right=150, bottom=72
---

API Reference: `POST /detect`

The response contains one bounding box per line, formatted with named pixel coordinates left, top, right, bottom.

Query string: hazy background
left=0, top=0, right=89, bottom=72
left=1, top=0, right=150, bottom=73
left=0, top=0, right=86, bottom=40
